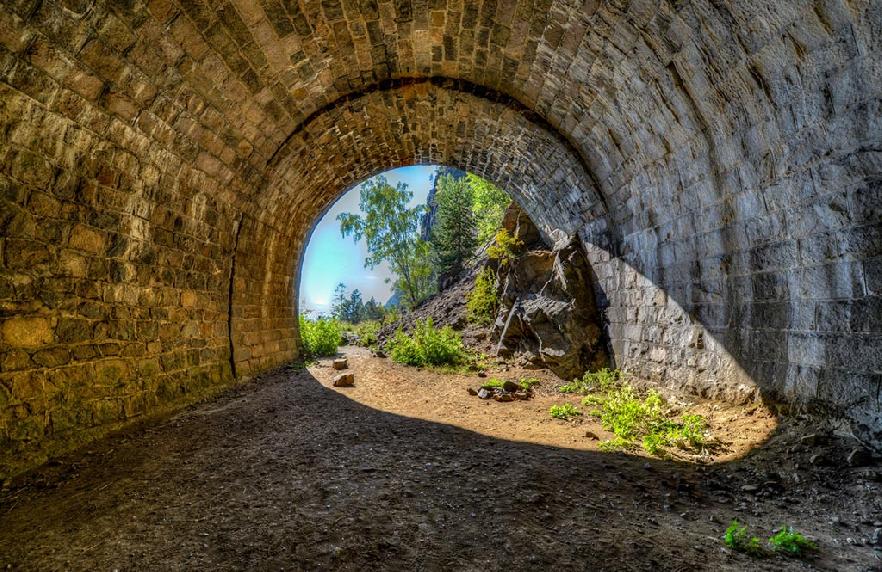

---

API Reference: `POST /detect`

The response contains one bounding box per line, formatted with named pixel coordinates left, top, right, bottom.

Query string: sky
left=299, top=165, right=438, bottom=315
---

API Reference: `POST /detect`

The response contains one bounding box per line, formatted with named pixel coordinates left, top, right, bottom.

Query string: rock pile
left=467, top=380, right=533, bottom=402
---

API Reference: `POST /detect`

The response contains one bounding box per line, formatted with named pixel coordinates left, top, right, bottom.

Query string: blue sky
left=299, top=165, right=438, bottom=314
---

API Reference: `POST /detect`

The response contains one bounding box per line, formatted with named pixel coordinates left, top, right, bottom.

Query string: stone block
left=2, top=316, right=53, bottom=347
left=332, top=357, right=348, bottom=370
left=333, top=373, right=354, bottom=387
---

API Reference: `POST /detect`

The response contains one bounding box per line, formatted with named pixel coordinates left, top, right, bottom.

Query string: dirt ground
left=1, top=346, right=880, bottom=571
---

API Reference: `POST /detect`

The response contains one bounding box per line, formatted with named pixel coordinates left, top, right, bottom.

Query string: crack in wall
left=228, top=214, right=245, bottom=380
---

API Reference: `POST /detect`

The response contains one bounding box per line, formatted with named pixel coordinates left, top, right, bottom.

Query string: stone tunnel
left=0, top=0, right=880, bottom=478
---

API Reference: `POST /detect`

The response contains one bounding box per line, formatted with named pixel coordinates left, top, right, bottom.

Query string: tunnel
left=1, top=0, right=880, bottom=482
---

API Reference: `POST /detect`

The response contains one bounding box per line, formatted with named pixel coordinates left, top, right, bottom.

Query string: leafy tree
left=430, top=173, right=478, bottom=276
left=467, top=173, right=511, bottom=243
left=338, top=176, right=434, bottom=308
left=363, top=297, right=385, bottom=321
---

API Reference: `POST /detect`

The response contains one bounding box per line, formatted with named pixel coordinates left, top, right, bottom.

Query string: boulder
left=494, top=236, right=609, bottom=380
left=333, top=358, right=348, bottom=370
left=502, top=380, right=520, bottom=393
left=333, top=373, right=355, bottom=387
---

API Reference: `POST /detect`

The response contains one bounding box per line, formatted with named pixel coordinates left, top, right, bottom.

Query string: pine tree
left=430, top=173, right=478, bottom=276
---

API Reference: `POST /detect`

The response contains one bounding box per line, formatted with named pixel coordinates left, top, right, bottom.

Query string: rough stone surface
left=496, top=238, right=609, bottom=380
left=332, top=358, right=348, bottom=370
left=0, top=0, right=880, bottom=475
left=333, top=373, right=354, bottom=387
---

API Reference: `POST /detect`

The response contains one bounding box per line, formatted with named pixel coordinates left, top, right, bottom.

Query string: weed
left=768, top=526, right=817, bottom=556
left=594, top=384, right=708, bottom=456
left=467, top=267, right=499, bottom=325
left=724, top=520, right=763, bottom=556
left=519, top=377, right=540, bottom=390
left=352, top=320, right=381, bottom=348
left=560, top=368, right=623, bottom=394
left=386, top=318, right=467, bottom=367
left=482, top=378, right=505, bottom=388
left=298, top=315, right=342, bottom=357
left=550, top=403, right=582, bottom=421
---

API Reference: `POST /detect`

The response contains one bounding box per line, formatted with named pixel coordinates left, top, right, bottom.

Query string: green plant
left=338, top=175, right=435, bottom=308
left=353, top=320, right=381, bottom=348
left=519, top=377, right=540, bottom=390
left=768, top=526, right=817, bottom=556
left=298, top=315, right=342, bottom=357
left=483, top=378, right=505, bottom=388
left=724, top=520, right=763, bottom=556
left=550, top=403, right=582, bottom=421
left=486, top=228, right=523, bottom=266
left=466, top=267, right=498, bottom=325
left=386, top=318, right=467, bottom=367
left=593, top=384, right=708, bottom=456
left=560, top=368, right=623, bottom=394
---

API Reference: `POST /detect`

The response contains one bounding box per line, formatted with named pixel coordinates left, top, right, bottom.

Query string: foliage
left=768, top=526, right=817, bottom=556
left=486, top=228, right=524, bottom=266
left=386, top=318, right=467, bottom=367
left=724, top=520, right=763, bottom=556
left=519, top=377, right=540, bottom=390
left=431, top=173, right=478, bottom=276
left=482, top=378, right=505, bottom=388
left=560, top=368, right=623, bottom=394
left=563, top=372, right=709, bottom=456
left=338, top=175, right=435, bottom=308
left=550, top=403, right=582, bottom=421
left=352, top=320, right=381, bottom=348
left=298, top=314, right=342, bottom=357
left=466, top=267, right=499, bottom=325
left=467, top=173, right=512, bottom=243
left=331, top=283, right=386, bottom=324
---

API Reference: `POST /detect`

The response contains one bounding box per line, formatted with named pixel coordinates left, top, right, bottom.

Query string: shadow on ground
left=0, top=367, right=879, bottom=571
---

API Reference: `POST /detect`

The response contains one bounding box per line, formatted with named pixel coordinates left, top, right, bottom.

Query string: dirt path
left=1, top=347, right=880, bottom=571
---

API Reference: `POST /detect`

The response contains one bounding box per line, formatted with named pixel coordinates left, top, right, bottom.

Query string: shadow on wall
left=4, top=367, right=869, bottom=571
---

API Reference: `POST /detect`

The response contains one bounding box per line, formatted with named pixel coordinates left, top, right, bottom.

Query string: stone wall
left=1, top=0, right=880, bottom=477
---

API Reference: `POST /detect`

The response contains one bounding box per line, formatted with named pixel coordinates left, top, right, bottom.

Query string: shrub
left=768, top=526, right=817, bottom=556
left=560, top=368, right=623, bottom=394
left=724, top=520, right=763, bottom=556
left=386, top=318, right=467, bottom=367
left=466, top=267, right=498, bottom=325
left=486, top=228, right=523, bottom=266
left=482, top=378, right=505, bottom=388
left=298, top=315, right=342, bottom=357
left=353, top=320, right=381, bottom=347
left=550, top=403, right=582, bottom=421
left=519, top=377, right=540, bottom=390
left=589, top=383, right=708, bottom=456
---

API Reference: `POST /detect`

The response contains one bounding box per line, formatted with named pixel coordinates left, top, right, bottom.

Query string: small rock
left=333, top=373, right=354, bottom=387
left=477, top=388, right=491, bottom=399
left=477, top=371, right=487, bottom=378
left=495, top=393, right=514, bottom=402
left=585, top=431, right=599, bottom=440
left=872, top=528, right=882, bottom=547
left=740, top=484, right=759, bottom=493
left=373, top=349, right=387, bottom=358
left=333, top=358, right=348, bottom=370
left=467, top=387, right=478, bottom=396
left=847, top=447, right=872, bottom=467
left=502, top=380, right=520, bottom=393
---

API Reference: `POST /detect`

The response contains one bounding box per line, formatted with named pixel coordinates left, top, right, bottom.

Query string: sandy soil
left=0, top=346, right=880, bottom=571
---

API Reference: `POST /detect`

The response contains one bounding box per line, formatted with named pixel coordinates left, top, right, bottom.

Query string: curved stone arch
left=229, top=79, right=610, bottom=378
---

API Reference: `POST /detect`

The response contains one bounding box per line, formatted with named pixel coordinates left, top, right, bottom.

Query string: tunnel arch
left=0, top=0, right=880, bottom=476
